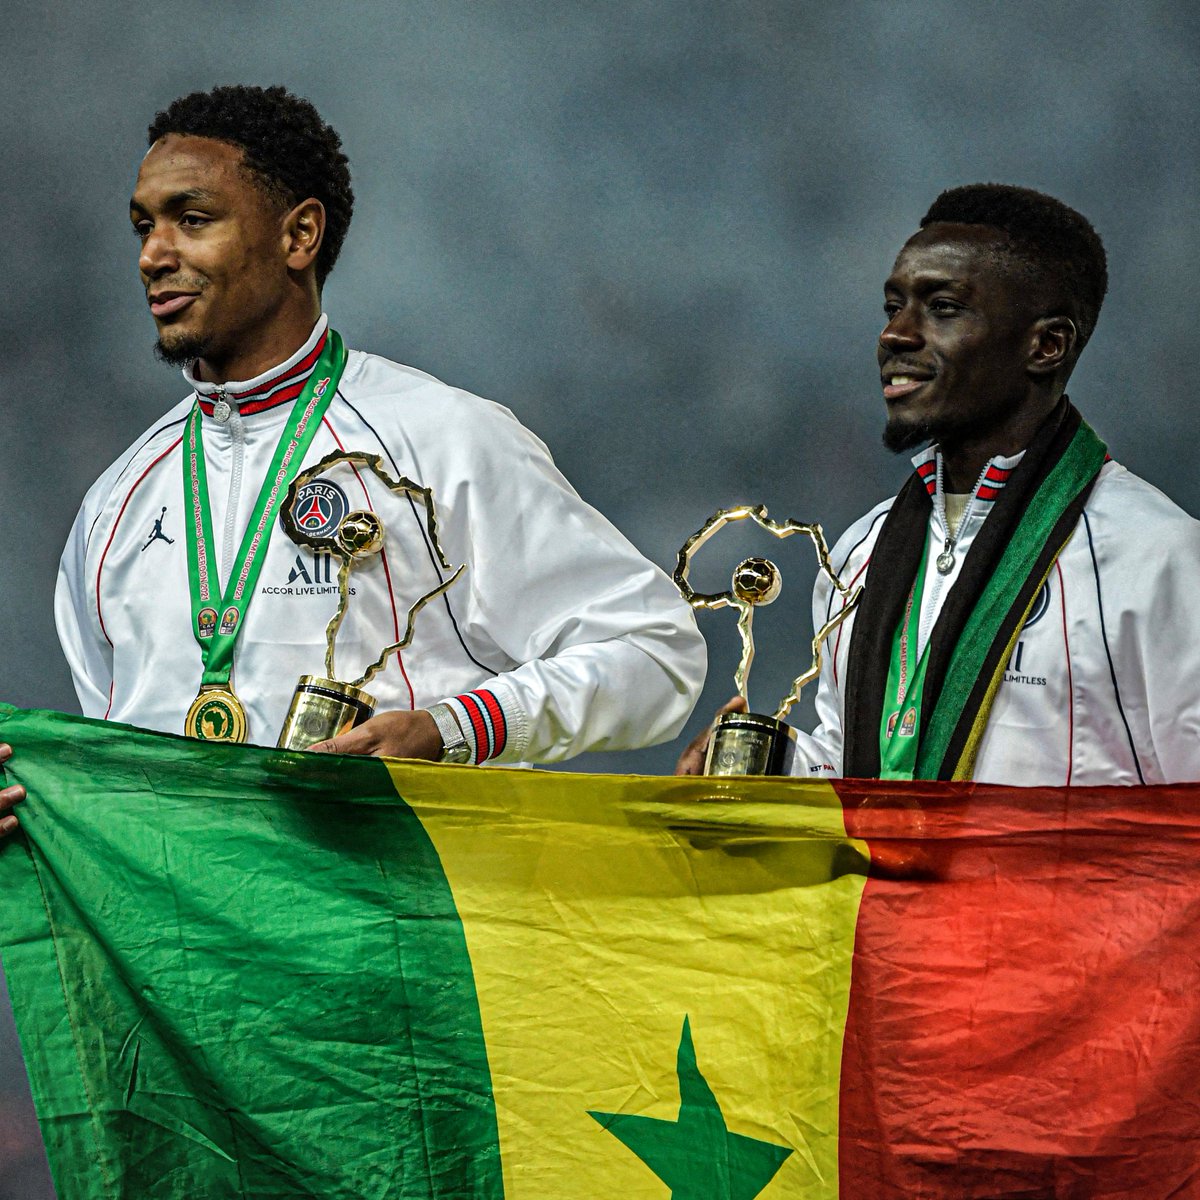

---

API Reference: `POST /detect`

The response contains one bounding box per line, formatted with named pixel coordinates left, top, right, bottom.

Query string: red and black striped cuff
left=445, top=689, right=508, bottom=764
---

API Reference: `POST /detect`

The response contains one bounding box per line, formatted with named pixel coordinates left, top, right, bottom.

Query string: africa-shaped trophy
left=276, top=450, right=466, bottom=751
left=674, top=504, right=863, bottom=776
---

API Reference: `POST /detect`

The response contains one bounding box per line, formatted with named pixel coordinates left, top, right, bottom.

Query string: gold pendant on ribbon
left=185, top=686, right=248, bottom=743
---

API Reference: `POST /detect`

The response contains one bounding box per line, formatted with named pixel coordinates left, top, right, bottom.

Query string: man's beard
left=882, top=413, right=938, bottom=454
left=154, top=331, right=211, bottom=369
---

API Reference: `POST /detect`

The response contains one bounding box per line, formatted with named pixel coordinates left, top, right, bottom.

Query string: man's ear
left=282, top=198, right=325, bottom=273
left=1027, top=314, right=1077, bottom=377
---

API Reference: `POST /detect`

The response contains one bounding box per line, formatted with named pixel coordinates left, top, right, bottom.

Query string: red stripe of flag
left=836, top=779, right=1200, bottom=1197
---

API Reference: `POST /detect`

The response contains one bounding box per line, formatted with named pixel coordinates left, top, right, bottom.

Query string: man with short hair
left=41, top=84, right=705, bottom=772
left=679, top=183, right=1200, bottom=784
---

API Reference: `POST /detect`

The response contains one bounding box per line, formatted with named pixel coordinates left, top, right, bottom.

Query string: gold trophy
left=674, top=504, right=863, bottom=776
left=276, top=450, right=465, bottom=751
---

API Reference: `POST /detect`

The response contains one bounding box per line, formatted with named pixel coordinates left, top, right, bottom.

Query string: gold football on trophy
left=673, top=503, right=863, bottom=774
left=336, top=510, right=385, bottom=558
left=732, top=557, right=782, bottom=606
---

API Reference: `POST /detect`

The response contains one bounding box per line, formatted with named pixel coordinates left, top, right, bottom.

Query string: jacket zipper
left=219, top=387, right=245, bottom=587
left=917, top=458, right=992, bottom=653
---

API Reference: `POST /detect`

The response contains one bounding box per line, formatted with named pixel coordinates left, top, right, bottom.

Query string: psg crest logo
left=287, top=478, right=349, bottom=540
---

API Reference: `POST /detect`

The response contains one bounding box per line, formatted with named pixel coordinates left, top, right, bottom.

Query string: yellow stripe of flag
left=392, top=764, right=869, bottom=1199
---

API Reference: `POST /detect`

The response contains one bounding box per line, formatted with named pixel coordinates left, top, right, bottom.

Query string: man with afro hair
left=679, top=183, right=1200, bottom=786
left=43, top=84, right=706, bottom=772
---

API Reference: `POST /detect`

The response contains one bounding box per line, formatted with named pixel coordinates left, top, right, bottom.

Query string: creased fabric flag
left=835, top=780, right=1200, bottom=1198
left=1, top=704, right=1199, bottom=1199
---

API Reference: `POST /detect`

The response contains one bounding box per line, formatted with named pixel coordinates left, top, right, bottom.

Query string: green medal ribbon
left=878, top=530, right=932, bottom=781
left=183, top=330, right=348, bottom=688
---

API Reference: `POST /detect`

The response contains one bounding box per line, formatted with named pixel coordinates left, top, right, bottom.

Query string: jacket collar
left=910, top=443, right=1026, bottom=508
left=185, top=315, right=329, bottom=418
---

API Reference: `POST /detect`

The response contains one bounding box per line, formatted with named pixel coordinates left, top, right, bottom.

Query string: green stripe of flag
left=0, top=704, right=502, bottom=1200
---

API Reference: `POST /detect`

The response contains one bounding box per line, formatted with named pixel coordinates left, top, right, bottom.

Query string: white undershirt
left=944, top=492, right=970, bottom=539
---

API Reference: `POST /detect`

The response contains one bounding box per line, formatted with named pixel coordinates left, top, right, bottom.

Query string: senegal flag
left=1, top=704, right=1198, bottom=1198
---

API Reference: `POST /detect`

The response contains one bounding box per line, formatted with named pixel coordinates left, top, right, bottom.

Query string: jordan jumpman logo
left=141, top=507, right=175, bottom=552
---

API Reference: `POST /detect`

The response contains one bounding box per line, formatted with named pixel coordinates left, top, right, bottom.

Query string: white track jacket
left=793, top=446, right=1200, bottom=785
left=56, top=318, right=706, bottom=763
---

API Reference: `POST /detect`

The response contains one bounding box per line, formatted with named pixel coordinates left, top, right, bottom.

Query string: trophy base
left=277, top=676, right=377, bottom=751
left=703, top=712, right=797, bottom=776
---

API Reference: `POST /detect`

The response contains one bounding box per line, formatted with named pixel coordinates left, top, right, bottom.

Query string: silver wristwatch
left=429, top=703, right=472, bottom=764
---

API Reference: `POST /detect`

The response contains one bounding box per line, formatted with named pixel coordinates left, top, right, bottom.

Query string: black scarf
left=842, top=398, right=1107, bottom=780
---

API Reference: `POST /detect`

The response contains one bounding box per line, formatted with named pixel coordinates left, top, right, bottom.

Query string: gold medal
left=185, top=686, right=248, bottom=743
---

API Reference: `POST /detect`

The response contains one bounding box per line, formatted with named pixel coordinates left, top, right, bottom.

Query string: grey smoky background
left=1, top=2, right=1199, bottom=1195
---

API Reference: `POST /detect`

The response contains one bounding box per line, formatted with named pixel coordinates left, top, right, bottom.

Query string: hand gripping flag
left=1, top=704, right=1199, bottom=1198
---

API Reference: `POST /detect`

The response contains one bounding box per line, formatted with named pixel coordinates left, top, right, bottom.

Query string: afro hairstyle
left=921, top=183, right=1108, bottom=349
left=148, top=84, right=353, bottom=287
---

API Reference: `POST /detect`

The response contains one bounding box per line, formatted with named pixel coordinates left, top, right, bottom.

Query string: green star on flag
left=589, top=1017, right=792, bottom=1199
